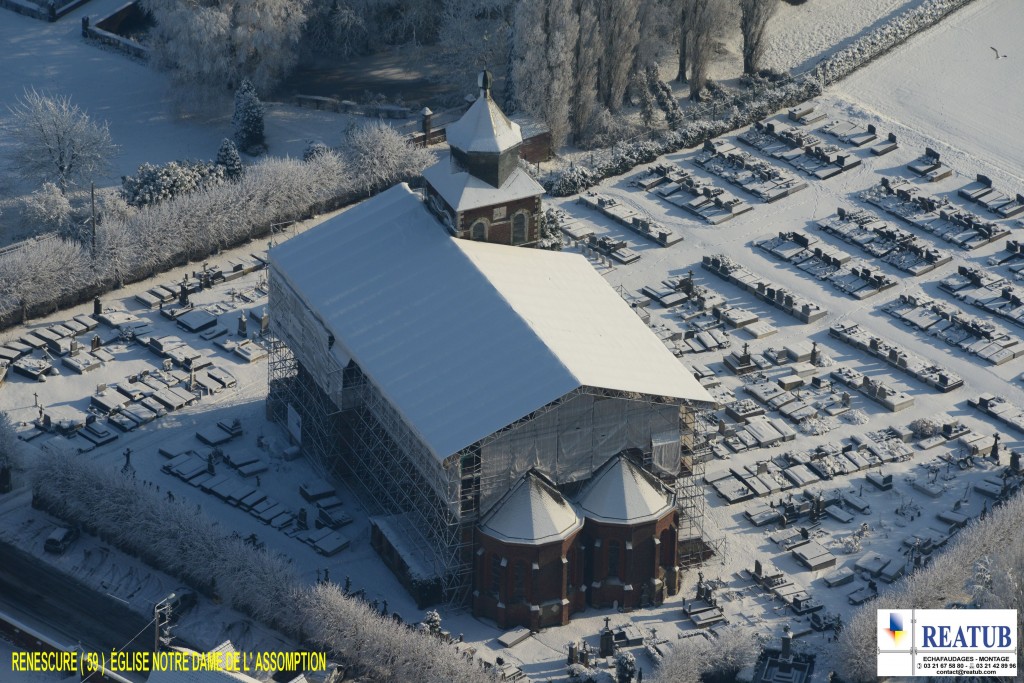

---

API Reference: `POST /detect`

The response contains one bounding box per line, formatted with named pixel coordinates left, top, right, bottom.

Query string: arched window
left=660, top=528, right=675, bottom=568
left=471, top=220, right=487, bottom=241
left=490, top=554, right=503, bottom=598
left=607, top=540, right=620, bottom=580
left=512, top=212, right=528, bottom=244
left=512, top=561, right=527, bottom=603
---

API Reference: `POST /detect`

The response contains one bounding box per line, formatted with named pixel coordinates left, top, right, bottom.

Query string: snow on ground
left=3, top=89, right=1020, bottom=679
left=533, top=91, right=1024, bottom=677
left=0, top=0, right=361, bottom=245
left=838, top=0, right=1024, bottom=185
left=762, top=0, right=926, bottom=74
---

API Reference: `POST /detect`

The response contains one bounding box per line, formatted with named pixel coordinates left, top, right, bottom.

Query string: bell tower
left=422, top=71, right=545, bottom=246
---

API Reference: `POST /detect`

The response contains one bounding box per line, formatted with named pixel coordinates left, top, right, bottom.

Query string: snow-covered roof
left=270, top=184, right=713, bottom=462
left=479, top=471, right=582, bottom=546
left=576, top=454, right=674, bottom=525
left=423, top=160, right=544, bottom=212
left=445, top=95, right=522, bottom=154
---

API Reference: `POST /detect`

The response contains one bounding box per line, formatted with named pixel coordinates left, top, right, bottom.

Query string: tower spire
left=478, top=69, right=493, bottom=100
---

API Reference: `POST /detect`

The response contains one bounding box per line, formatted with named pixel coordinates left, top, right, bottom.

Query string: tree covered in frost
left=215, top=139, right=244, bottom=180
left=121, top=160, right=226, bottom=208
left=28, top=451, right=497, bottom=682
left=510, top=0, right=576, bottom=148
left=652, top=626, right=759, bottom=682
left=141, top=0, right=308, bottom=92
left=597, top=0, right=641, bottom=113
left=0, top=411, right=20, bottom=469
left=233, top=80, right=266, bottom=153
left=5, top=89, right=117, bottom=192
left=0, top=237, right=92, bottom=323
left=303, top=141, right=331, bottom=162
left=686, top=0, right=726, bottom=101
left=740, top=0, right=780, bottom=75
left=435, top=0, right=514, bottom=96
left=22, top=182, right=74, bottom=236
left=342, top=123, right=434, bottom=195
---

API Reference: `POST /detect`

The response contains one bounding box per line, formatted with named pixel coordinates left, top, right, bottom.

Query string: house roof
left=423, top=159, right=544, bottom=212
left=270, top=184, right=713, bottom=462
left=576, top=454, right=674, bottom=525
left=445, top=94, right=522, bottom=154
left=478, top=471, right=582, bottom=546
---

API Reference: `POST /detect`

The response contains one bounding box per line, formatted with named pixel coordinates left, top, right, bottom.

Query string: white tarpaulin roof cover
left=445, top=94, right=522, bottom=154
left=422, top=161, right=544, bottom=212
left=576, top=454, right=674, bottom=525
left=479, top=471, right=582, bottom=545
left=270, top=184, right=712, bottom=461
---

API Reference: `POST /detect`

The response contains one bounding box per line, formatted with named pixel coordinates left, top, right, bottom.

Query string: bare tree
left=141, top=0, right=308, bottom=92
left=435, top=0, right=515, bottom=96
left=342, top=123, right=435, bottom=195
left=6, top=90, right=116, bottom=192
left=572, top=0, right=602, bottom=141
left=740, top=0, right=779, bottom=75
left=512, top=0, right=577, bottom=148
left=598, top=0, right=641, bottom=113
left=675, top=0, right=689, bottom=82
left=686, top=0, right=724, bottom=101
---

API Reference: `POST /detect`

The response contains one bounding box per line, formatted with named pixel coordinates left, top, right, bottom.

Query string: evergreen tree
left=216, top=138, right=243, bottom=180
left=232, top=80, right=265, bottom=152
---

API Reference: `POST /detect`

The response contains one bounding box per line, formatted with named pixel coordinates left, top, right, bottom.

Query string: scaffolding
left=679, top=404, right=720, bottom=567
left=267, top=271, right=717, bottom=603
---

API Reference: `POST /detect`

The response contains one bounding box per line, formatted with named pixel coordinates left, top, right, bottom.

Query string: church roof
left=479, top=471, right=582, bottom=546
left=269, top=184, right=713, bottom=463
left=445, top=94, right=522, bottom=154
left=576, top=454, right=674, bottom=525
left=423, top=159, right=543, bottom=212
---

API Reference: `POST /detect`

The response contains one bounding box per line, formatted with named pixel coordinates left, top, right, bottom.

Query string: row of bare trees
left=0, top=117, right=433, bottom=329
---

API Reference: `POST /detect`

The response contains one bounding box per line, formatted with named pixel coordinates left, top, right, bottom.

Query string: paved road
left=0, top=539, right=152, bottom=656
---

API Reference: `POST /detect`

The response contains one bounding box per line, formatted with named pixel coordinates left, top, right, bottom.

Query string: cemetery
left=0, top=0, right=1022, bottom=680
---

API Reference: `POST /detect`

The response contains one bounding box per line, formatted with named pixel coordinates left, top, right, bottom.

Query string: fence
left=0, top=0, right=90, bottom=22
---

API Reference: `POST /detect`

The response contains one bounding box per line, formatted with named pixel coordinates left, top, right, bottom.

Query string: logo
left=877, top=609, right=1017, bottom=678
left=885, top=612, right=906, bottom=646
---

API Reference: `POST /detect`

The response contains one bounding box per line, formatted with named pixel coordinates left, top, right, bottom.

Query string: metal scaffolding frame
left=269, top=331, right=717, bottom=605
left=678, top=405, right=721, bottom=567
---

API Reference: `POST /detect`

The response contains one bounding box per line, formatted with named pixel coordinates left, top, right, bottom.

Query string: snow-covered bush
left=233, top=80, right=265, bottom=153
left=546, top=164, right=599, bottom=197
left=342, top=123, right=435, bottom=195
left=303, top=140, right=330, bottom=162
left=0, top=236, right=92, bottom=323
left=121, top=160, right=226, bottom=208
left=215, top=138, right=243, bottom=180
left=22, top=182, right=73, bottom=236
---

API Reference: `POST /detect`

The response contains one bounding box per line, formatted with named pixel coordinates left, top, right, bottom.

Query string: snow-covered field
left=838, top=0, right=1024, bottom=185
left=763, top=0, right=926, bottom=74
left=0, top=1, right=1021, bottom=680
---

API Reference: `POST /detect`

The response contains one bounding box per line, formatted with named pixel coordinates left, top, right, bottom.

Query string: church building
left=266, top=73, right=714, bottom=621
